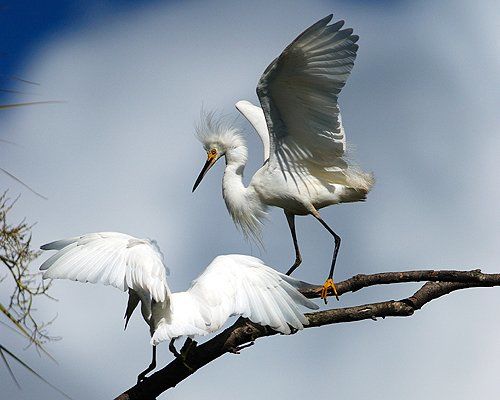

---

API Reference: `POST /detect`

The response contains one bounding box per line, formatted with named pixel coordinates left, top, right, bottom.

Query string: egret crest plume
left=194, top=111, right=268, bottom=244
left=192, top=14, right=374, bottom=303
left=195, top=111, right=246, bottom=154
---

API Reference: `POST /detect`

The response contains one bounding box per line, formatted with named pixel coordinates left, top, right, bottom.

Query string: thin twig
left=0, top=345, right=73, bottom=399
left=0, top=100, right=63, bottom=109
left=0, top=192, right=57, bottom=357
left=0, top=346, right=20, bottom=388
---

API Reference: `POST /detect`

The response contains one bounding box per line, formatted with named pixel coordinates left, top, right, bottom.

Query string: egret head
left=192, top=111, right=246, bottom=192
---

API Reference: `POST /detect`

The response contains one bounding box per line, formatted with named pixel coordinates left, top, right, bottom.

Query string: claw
left=137, top=371, right=148, bottom=384
left=136, top=362, right=155, bottom=383
left=136, top=345, right=157, bottom=383
left=320, top=278, right=339, bottom=304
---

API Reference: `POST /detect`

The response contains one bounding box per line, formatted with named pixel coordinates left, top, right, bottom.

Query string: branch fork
left=115, top=268, right=500, bottom=400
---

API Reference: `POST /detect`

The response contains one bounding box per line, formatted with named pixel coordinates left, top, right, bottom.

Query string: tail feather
left=124, top=290, right=141, bottom=330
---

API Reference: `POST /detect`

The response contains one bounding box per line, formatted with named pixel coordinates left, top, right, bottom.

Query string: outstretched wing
left=235, top=100, right=270, bottom=163
left=40, top=232, right=170, bottom=303
left=257, top=15, right=358, bottom=180
left=188, top=254, right=318, bottom=334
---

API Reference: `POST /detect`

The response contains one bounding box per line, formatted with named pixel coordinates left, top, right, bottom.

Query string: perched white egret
left=39, top=232, right=318, bottom=380
left=192, top=15, right=373, bottom=302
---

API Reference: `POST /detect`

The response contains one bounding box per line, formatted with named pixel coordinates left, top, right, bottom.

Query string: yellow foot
left=320, top=278, right=339, bottom=304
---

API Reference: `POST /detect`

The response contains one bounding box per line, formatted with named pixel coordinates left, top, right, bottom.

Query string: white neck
left=222, top=145, right=267, bottom=242
left=223, top=145, right=248, bottom=194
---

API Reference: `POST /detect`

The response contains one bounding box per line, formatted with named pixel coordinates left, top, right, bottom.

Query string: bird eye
left=210, top=149, right=217, bottom=156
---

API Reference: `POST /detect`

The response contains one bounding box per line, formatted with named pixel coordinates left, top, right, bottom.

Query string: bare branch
left=0, top=100, right=63, bottom=109
left=0, top=167, right=48, bottom=200
left=115, top=269, right=500, bottom=400
left=0, top=192, right=58, bottom=353
left=300, top=268, right=497, bottom=299
left=0, top=345, right=72, bottom=399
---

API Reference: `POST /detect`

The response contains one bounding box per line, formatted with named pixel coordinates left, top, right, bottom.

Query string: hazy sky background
left=1, top=0, right=499, bottom=399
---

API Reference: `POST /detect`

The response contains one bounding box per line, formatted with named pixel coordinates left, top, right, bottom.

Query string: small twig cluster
left=0, top=191, right=58, bottom=352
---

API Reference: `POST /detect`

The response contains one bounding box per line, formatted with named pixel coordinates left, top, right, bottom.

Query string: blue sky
left=1, top=1, right=499, bottom=399
left=1, top=1, right=84, bottom=92
left=0, top=1, right=162, bottom=100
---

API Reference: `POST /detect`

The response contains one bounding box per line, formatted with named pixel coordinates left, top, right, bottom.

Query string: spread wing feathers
left=189, top=255, right=317, bottom=335
left=257, top=14, right=359, bottom=182
left=151, top=292, right=212, bottom=345
left=40, top=232, right=170, bottom=303
left=235, top=100, right=270, bottom=163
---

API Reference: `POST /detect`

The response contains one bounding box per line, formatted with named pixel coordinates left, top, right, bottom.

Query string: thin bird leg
left=137, top=345, right=157, bottom=383
left=312, top=210, right=341, bottom=303
left=168, top=338, right=181, bottom=358
left=284, top=212, right=302, bottom=276
left=169, top=338, right=195, bottom=372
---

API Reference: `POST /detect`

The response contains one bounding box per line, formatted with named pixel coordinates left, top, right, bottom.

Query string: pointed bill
left=192, top=153, right=218, bottom=192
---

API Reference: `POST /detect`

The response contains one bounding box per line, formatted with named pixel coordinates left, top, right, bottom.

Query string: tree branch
left=115, top=269, right=500, bottom=400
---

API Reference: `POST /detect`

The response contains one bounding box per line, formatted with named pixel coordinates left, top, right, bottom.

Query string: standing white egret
left=39, top=232, right=318, bottom=381
left=192, top=15, right=374, bottom=302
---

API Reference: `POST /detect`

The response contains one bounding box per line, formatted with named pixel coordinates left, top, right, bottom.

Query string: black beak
left=192, top=157, right=216, bottom=192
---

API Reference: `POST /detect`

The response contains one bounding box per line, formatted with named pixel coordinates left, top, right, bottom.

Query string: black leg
left=137, top=345, right=157, bottom=383
left=168, top=338, right=180, bottom=358
left=170, top=338, right=196, bottom=372
left=314, top=215, right=341, bottom=280
left=311, top=210, right=341, bottom=303
left=284, top=212, right=302, bottom=276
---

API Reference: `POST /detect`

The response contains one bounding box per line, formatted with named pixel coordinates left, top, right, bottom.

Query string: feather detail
left=222, top=181, right=268, bottom=245
left=40, top=236, right=317, bottom=346
left=195, top=110, right=246, bottom=153
left=196, top=111, right=269, bottom=245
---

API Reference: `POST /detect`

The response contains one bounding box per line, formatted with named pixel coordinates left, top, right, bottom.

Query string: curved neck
left=222, top=145, right=267, bottom=242
left=223, top=145, right=248, bottom=193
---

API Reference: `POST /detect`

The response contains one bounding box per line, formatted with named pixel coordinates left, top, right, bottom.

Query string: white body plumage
left=192, top=15, right=374, bottom=299
left=193, top=15, right=373, bottom=242
left=40, top=232, right=318, bottom=345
